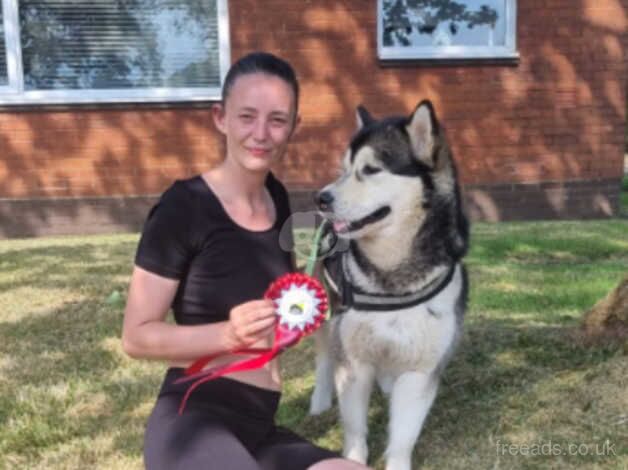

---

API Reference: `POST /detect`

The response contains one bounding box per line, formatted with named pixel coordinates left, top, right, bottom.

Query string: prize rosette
left=265, top=272, right=328, bottom=335
left=175, top=272, right=328, bottom=414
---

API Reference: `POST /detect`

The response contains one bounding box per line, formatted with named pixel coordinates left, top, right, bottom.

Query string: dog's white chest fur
left=340, top=304, right=455, bottom=376
left=337, top=266, right=461, bottom=378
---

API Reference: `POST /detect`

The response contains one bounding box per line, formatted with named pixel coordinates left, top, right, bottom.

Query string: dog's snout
left=315, top=191, right=334, bottom=211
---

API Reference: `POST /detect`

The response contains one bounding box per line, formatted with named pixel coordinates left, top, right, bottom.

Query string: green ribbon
left=304, top=220, right=328, bottom=276
left=303, top=220, right=332, bottom=320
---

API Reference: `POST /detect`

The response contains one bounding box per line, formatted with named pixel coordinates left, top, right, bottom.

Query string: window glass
left=20, top=0, right=220, bottom=90
left=383, top=0, right=505, bottom=47
left=0, top=3, right=7, bottom=86
left=379, top=0, right=516, bottom=60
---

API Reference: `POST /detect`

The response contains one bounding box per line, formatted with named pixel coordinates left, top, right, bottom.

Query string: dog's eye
left=362, top=165, right=382, bottom=175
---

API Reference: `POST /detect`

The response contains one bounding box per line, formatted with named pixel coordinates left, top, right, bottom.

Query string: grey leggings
left=143, top=368, right=339, bottom=470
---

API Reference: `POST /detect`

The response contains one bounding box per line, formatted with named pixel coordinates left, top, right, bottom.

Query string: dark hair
left=222, top=51, right=300, bottom=114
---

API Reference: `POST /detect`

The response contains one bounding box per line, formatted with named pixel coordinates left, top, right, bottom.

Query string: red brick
left=0, top=0, right=623, bottom=217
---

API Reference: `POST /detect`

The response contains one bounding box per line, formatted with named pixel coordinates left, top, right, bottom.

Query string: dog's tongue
left=333, top=220, right=349, bottom=233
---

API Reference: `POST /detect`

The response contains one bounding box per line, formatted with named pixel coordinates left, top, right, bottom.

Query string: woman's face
left=213, top=72, right=299, bottom=173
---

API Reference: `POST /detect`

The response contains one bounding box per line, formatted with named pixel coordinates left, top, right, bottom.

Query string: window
left=378, top=0, right=518, bottom=61
left=0, top=0, right=230, bottom=104
left=0, top=2, right=7, bottom=86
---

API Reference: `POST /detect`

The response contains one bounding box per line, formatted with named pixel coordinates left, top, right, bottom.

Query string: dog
left=309, top=100, right=469, bottom=470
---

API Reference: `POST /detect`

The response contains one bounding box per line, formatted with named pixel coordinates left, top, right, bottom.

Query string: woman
left=122, top=52, right=369, bottom=470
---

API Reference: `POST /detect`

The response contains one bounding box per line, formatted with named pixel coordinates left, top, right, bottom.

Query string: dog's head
left=316, top=100, right=468, bottom=257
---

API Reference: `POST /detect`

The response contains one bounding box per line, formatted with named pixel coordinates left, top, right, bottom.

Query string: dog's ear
left=356, top=105, right=375, bottom=129
left=406, top=100, right=440, bottom=168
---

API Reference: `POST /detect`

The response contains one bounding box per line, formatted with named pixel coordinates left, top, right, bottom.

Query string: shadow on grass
left=467, top=220, right=628, bottom=265
left=277, top=319, right=624, bottom=468
left=0, top=297, right=159, bottom=459
left=0, top=241, right=137, bottom=294
left=0, top=238, right=155, bottom=464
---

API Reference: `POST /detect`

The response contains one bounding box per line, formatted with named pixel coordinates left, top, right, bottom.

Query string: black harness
left=322, top=251, right=457, bottom=313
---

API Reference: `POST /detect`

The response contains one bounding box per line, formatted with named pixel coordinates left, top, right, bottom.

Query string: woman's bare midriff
left=169, top=338, right=282, bottom=391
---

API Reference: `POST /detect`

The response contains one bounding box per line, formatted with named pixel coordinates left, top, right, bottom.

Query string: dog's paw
left=344, top=440, right=368, bottom=465
left=385, top=456, right=412, bottom=470
left=309, top=390, right=332, bottom=415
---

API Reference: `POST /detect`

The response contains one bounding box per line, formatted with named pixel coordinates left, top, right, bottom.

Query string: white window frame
left=0, top=0, right=230, bottom=105
left=377, top=0, right=518, bottom=61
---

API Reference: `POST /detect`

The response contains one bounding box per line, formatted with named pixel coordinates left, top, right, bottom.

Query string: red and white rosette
left=175, top=272, right=328, bottom=414
left=265, top=272, right=328, bottom=335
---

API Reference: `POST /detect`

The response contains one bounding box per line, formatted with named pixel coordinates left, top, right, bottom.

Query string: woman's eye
left=362, top=165, right=382, bottom=175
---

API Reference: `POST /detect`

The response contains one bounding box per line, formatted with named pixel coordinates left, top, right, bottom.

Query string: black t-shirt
left=135, top=172, right=294, bottom=325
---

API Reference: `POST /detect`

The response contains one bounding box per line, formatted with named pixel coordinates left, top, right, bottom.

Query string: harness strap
left=324, top=252, right=457, bottom=312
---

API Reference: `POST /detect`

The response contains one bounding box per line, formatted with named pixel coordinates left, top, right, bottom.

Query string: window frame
left=377, top=0, right=518, bottom=62
left=0, top=0, right=230, bottom=105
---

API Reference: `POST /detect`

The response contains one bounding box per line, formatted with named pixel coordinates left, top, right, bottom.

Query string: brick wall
left=0, top=0, right=626, bottom=237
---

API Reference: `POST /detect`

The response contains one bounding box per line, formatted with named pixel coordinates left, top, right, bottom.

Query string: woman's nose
left=252, top=119, right=269, bottom=141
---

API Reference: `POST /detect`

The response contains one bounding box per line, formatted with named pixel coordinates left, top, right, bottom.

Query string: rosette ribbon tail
left=180, top=346, right=273, bottom=378
left=174, top=327, right=302, bottom=415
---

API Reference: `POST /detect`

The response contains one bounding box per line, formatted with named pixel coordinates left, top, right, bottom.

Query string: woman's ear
left=211, top=103, right=227, bottom=134
left=289, top=114, right=302, bottom=138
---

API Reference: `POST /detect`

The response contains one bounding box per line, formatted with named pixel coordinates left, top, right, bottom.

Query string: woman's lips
left=248, top=147, right=271, bottom=157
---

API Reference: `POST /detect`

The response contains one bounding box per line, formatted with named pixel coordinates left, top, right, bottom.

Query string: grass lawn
left=1, top=219, right=627, bottom=469
left=621, top=176, right=628, bottom=216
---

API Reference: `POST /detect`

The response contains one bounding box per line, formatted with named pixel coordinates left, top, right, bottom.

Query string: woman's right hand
left=224, top=299, right=277, bottom=350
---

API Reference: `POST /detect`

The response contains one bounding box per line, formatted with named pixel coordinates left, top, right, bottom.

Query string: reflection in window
left=379, top=0, right=516, bottom=60
left=20, top=0, right=220, bottom=90
left=0, top=2, right=7, bottom=86
left=384, top=0, right=502, bottom=47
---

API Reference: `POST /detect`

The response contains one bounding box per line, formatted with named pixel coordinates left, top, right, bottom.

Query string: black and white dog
left=310, top=101, right=469, bottom=470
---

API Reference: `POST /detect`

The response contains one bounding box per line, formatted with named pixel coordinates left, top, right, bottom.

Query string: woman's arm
left=121, top=266, right=276, bottom=361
